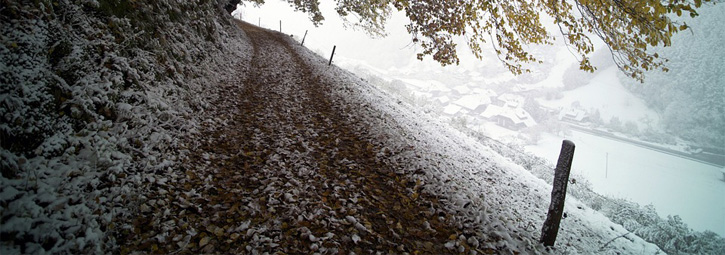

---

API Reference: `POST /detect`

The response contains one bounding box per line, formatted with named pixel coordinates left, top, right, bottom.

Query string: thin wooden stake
left=301, top=30, right=308, bottom=46
left=540, top=140, right=576, bottom=246
left=279, top=20, right=281, bottom=32
left=328, top=45, right=336, bottom=66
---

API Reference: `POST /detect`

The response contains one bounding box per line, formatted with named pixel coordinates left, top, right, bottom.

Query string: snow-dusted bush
left=561, top=63, right=595, bottom=91
left=608, top=116, right=623, bottom=132
left=0, top=0, right=250, bottom=253
left=639, top=127, right=677, bottom=145
left=542, top=87, right=564, bottom=100
left=623, top=121, right=639, bottom=136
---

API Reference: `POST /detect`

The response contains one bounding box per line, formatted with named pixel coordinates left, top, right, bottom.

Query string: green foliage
left=249, top=0, right=713, bottom=81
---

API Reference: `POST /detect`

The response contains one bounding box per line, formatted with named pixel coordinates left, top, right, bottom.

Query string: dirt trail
left=117, top=21, right=473, bottom=254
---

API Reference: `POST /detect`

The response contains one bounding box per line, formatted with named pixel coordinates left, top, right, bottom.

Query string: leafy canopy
left=243, top=0, right=711, bottom=81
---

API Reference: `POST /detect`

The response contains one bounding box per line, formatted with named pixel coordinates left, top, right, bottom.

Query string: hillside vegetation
left=1, top=0, right=249, bottom=252
left=620, top=4, right=725, bottom=150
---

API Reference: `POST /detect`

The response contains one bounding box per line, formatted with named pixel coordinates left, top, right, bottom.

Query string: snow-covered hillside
left=1, top=1, right=684, bottom=254
left=299, top=55, right=665, bottom=253
left=618, top=3, right=725, bottom=150
left=1, top=0, right=250, bottom=253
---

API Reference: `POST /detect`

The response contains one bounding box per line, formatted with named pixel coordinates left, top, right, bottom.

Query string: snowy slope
left=244, top=1, right=725, bottom=252
left=1, top=1, right=251, bottom=253
left=284, top=32, right=662, bottom=254
left=538, top=67, right=661, bottom=127
left=1, top=1, right=665, bottom=254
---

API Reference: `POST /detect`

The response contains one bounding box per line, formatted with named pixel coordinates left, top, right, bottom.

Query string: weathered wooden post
left=301, top=30, right=308, bottom=46
left=540, top=140, right=576, bottom=246
left=279, top=20, right=282, bottom=32
left=328, top=45, right=336, bottom=66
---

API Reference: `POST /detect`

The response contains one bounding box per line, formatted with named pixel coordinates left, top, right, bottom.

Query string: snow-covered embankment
left=0, top=0, right=250, bottom=253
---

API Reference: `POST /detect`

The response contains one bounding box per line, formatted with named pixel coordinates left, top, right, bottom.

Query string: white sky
left=232, top=0, right=549, bottom=72
left=235, top=1, right=415, bottom=67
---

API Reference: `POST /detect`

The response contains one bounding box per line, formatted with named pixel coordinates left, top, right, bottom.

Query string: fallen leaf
left=199, top=236, right=210, bottom=247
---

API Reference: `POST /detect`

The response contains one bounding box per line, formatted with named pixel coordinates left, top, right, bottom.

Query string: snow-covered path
left=116, top=22, right=663, bottom=254
left=118, top=22, right=470, bottom=254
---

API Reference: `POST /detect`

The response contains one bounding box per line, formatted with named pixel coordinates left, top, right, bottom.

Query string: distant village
left=353, top=66, right=724, bottom=167
left=407, top=81, right=588, bottom=131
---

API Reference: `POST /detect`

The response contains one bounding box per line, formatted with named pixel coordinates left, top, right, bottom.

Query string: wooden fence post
left=301, top=30, right=308, bottom=46
left=279, top=20, right=281, bottom=32
left=540, top=140, right=576, bottom=246
left=328, top=45, right=336, bottom=66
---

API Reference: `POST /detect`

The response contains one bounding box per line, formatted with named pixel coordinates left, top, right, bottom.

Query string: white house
left=452, top=94, right=492, bottom=114
left=452, top=85, right=472, bottom=95
left=443, top=104, right=464, bottom=116
left=558, top=108, right=589, bottom=123
left=481, top=102, right=537, bottom=131
left=435, top=95, right=451, bottom=105
left=494, top=93, right=526, bottom=108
